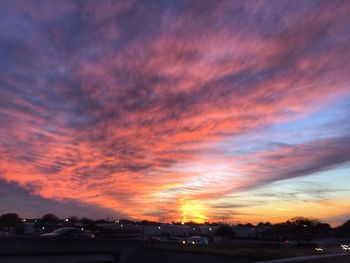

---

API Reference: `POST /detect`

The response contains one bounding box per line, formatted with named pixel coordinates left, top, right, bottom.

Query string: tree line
left=0, top=213, right=349, bottom=239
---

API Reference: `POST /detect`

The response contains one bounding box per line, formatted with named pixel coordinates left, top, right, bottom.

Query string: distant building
left=142, top=225, right=192, bottom=237
left=23, top=221, right=35, bottom=235
left=233, top=225, right=270, bottom=238
left=97, top=223, right=216, bottom=238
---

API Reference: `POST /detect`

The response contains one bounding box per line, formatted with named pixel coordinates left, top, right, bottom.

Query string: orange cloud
left=0, top=0, right=350, bottom=222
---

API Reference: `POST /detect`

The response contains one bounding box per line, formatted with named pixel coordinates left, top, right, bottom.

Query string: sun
left=180, top=200, right=208, bottom=223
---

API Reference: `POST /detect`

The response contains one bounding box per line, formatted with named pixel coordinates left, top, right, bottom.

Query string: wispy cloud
left=0, top=0, right=350, bottom=221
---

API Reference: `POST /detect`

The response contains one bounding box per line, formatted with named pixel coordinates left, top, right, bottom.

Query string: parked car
left=182, top=236, right=209, bottom=245
left=167, top=236, right=181, bottom=244
left=40, top=227, right=94, bottom=238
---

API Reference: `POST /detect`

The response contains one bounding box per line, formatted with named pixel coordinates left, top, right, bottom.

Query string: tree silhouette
left=214, top=225, right=235, bottom=238
left=0, top=213, right=22, bottom=233
left=334, top=220, right=350, bottom=237
left=41, top=214, right=59, bottom=225
left=67, top=216, right=79, bottom=223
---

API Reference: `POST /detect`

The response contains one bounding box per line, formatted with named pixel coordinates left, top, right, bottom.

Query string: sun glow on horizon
left=181, top=200, right=208, bottom=223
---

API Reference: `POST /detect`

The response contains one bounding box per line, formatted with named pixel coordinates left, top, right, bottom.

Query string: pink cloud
left=0, top=0, right=350, bottom=221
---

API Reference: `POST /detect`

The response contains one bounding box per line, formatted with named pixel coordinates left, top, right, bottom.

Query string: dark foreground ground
left=127, top=248, right=250, bottom=263
left=0, top=237, right=349, bottom=263
left=126, top=246, right=350, bottom=263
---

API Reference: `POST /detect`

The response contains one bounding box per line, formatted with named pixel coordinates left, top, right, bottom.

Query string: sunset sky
left=0, top=0, right=350, bottom=225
